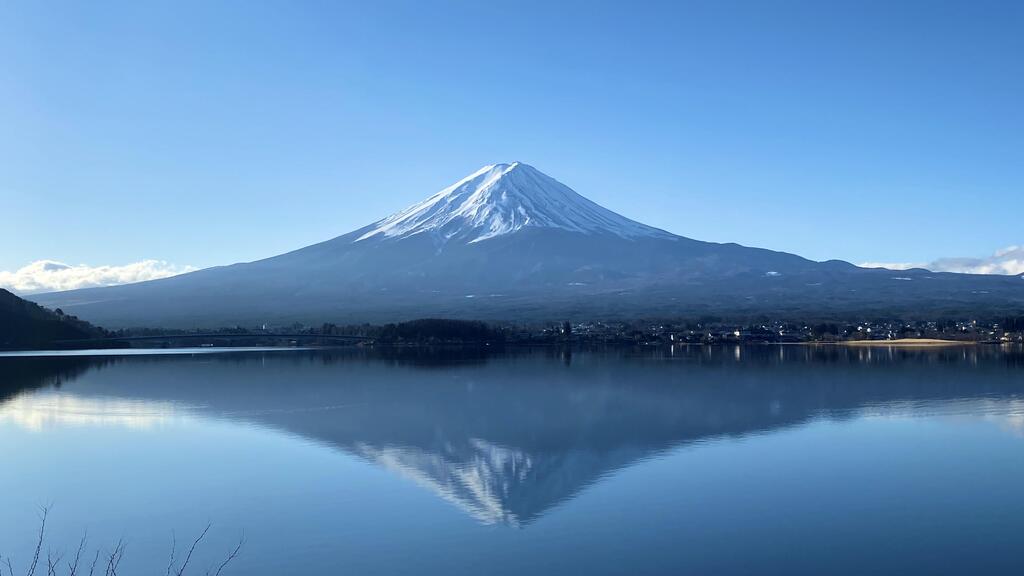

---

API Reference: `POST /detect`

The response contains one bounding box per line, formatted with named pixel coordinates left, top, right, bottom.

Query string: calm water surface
left=2, top=346, right=1024, bottom=575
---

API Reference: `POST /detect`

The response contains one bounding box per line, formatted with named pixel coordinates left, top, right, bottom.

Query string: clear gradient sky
left=1, top=0, right=1021, bottom=285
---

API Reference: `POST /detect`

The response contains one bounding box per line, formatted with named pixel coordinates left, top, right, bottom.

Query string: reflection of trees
left=0, top=356, right=117, bottom=403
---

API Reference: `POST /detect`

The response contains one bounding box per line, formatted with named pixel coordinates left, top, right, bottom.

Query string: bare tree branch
left=26, top=505, right=49, bottom=576
left=46, top=548, right=64, bottom=576
left=86, top=550, right=100, bottom=576
left=174, top=524, right=210, bottom=576
left=165, top=532, right=176, bottom=576
left=102, top=539, right=125, bottom=576
left=112, top=542, right=125, bottom=576
left=8, top=513, right=242, bottom=576
left=68, top=533, right=88, bottom=576
left=211, top=535, right=244, bottom=576
left=24, top=502, right=51, bottom=573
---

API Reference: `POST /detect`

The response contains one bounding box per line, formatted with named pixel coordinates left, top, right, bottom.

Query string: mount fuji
left=32, top=162, right=1024, bottom=327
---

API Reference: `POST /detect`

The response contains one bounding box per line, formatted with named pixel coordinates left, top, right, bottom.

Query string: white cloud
left=859, top=246, right=1024, bottom=276
left=0, top=259, right=197, bottom=294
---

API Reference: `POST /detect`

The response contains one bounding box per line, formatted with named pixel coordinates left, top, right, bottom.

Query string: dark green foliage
left=1003, top=316, right=1024, bottom=332
left=812, top=323, right=841, bottom=337
left=375, top=318, right=505, bottom=344
left=0, top=289, right=110, bottom=349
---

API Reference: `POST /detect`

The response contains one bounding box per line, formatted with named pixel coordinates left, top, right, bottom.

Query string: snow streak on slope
left=357, top=162, right=675, bottom=244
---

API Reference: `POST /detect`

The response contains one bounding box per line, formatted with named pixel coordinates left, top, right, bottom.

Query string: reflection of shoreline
left=838, top=338, right=975, bottom=347
left=0, top=346, right=310, bottom=358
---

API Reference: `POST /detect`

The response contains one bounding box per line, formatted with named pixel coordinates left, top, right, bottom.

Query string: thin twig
left=174, top=524, right=211, bottom=576
left=87, top=550, right=100, bottom=576
left=26, top=505, right=49, bottom=576
left=165, top=531, right=176, bottom=576
left=103, top=539, right=124, bottom=576
left=211, top=535, right=245, bottom=576
left=10, top=513, right=242, bottom=576
left=68, top=533, right=88, bottom=576
left=112, top=542, right=125, bottom=576
left=46, top=548, right=64, bottom=576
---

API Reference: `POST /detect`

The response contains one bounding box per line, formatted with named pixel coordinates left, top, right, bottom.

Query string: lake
left=2, top=345, right=1024, bottom=575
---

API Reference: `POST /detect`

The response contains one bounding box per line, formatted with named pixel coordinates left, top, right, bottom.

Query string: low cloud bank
left=860, top=246, right=1024, bottom=276
left=0, top=259, right=197, bottom=294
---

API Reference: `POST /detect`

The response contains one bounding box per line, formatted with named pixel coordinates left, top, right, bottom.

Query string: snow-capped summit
left=356, top=162, right=674, bottom=244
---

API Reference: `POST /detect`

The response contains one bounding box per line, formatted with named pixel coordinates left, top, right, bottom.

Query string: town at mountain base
left=30, top=163, right=1024, bottom=328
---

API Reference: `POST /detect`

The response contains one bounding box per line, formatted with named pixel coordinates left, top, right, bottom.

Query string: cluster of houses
left=528, top=318, right=1024, bottom=345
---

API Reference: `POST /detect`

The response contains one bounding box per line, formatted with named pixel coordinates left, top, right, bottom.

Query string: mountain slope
left=30, top=163, right=1024, bottom=327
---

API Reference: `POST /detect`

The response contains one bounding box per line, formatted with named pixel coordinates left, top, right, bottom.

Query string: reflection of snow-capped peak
left=352, top=439, right=533, bottom=526
left=348, top=437, right=650, bottom=527
left=356, top=162, right=674, bottom=244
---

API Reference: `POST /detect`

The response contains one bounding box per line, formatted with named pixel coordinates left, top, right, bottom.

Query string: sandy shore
left=840, top=338, right=974, bottom=347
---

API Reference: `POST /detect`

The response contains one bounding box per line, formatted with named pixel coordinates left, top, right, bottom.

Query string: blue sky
left=1, top=0, right=1021, bottom=286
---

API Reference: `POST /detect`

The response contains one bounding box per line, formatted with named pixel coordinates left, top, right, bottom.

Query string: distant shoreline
left=2, top=340, right=1003, bottom=356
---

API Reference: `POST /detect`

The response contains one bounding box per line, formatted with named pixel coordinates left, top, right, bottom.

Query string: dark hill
left=0, top=288, right=110, bottom=349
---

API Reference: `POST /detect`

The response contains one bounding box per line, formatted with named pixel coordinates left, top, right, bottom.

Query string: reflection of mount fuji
left=3, top=347, right=1024, bottom=525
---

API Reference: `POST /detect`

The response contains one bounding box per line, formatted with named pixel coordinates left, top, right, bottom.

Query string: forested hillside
left=0, top=288, right=110, bottom=349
